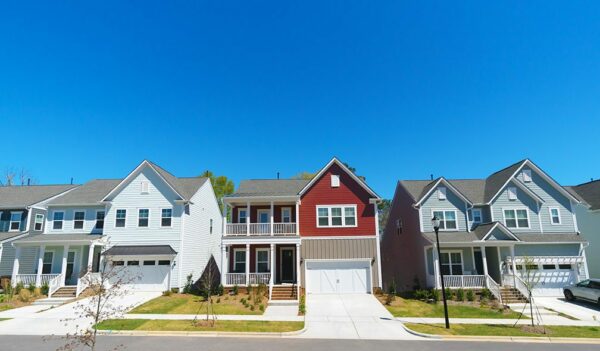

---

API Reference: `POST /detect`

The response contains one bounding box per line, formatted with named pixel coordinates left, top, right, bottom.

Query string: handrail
left=485, top=275, right=503, bottom=305
left=76, top=272, right=90, bottom=297
left=48, top=274, right=63, bottom=298
left=512, top=274, right=530, bottom=302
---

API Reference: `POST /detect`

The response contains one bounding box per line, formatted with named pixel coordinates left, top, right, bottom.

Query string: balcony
left=225, top=223, right=297, bottom=236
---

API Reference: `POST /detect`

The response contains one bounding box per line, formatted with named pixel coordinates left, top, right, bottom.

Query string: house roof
left=230, top=179, right=310, bottom=197
left=567, top=180, right=600, bottom=211
left=47, top=179, right=122, bottom=205
left=13, top=234, right=104, bottom=245
left=102, top=245, right=177, bottom=256
left=0, top=232, right=27, bottom=243
left=422, top=230, right=586, bottom=244
left=483, top=160, right=527, bottom=203
left=0, top=184, right=77, bottom=208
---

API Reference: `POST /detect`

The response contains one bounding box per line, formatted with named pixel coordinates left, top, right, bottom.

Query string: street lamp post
left=432, top=216, right=450, bottom=329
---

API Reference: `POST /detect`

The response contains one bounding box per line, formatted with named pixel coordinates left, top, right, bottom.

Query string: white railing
left=14, top=274, right=37, bottom=286
left=48, top=274, right=64, bottom=298
left=249, top=273, right=270, bottom=285
left=507, top=274, right=530, bottom=302
left=442, top=275, right=486, bottom=289
left=39, top=274, right=61, bottom=286
left=486, top=275, right=503, bottom=304
left=225, top=223, right=298, bottom=236
left=76, top=272, right=102, bottom=297
left=225, top=273, right=246, bottom=286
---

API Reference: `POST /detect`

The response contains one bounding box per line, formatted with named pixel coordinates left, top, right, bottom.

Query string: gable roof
left=483, top=160, right=527, bottom=203
left=0, top=184, right=77, bottom=208
left=230, top=179, right=310, bottom=197
left=567, top=180, right=600, bottom=211
left=474, top=222, right=520, bottom=241
left=48, top=179, right=122, bottom=205
left=413, top=177, right=472, bottom=206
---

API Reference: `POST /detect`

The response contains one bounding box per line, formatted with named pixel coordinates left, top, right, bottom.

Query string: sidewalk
left=397, top=317, right=600, bottom=326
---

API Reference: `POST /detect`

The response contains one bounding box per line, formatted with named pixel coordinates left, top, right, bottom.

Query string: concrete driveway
left=535, top=297, right=600, bottom=324
left=0, top=291, right=160, bottom=335
left=299, top=294, right=421, bottom=340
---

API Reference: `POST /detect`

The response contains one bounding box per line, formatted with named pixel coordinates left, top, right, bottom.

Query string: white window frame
left=53, top=211, right=65, bottom=230
left=238, top=209, right=248, bottom=224
left=140, top=180, right=149, bottom=194
left=95, top=210, right=105, bottom=230
left=508, top=187, right=518, bottom=201
left=281, top=207, right=292, bottom=223
left=9, top=211, right=22, bottom=232
left=257, top=209, right=270, bottom=223
left=255, top=248, right=270, bottom=273
left=73, top=210, right=85, bottom=230
left=315, top=205, right=358, bottom=228
left=115, top=209, right=127, bottom=228
left=34, top=213, right=44, bottom=231
left=549, top=207, right=561, bottom=225
left=431, top=209, right=459, bottom=231
left=233, top=248, right=246, bottom=273
left=331, top=174, right=340, bottom=187
left=42, top=250, right=55, bottom=274
left=161, top=208, right=172, bottom=227
left=138, top=208, right=150, bottom=227
left=503, top=208, right=531, bottom=229
left=438, top=187, right=447, bottom=200
left=523, top=169, right=532, bottom=183
left=468, top=208, right=482, bottom=224
left=440, top=250, right=464, bottom=276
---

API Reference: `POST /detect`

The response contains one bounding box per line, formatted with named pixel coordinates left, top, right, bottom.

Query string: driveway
left=535, top=297, right=600, bottom=324
left=0, top=291, right=160, bottom=335
left=299, top=294, right=421, bottom=340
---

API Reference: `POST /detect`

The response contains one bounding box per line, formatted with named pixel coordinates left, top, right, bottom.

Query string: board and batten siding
left=491, top=180, right=541, bottom=233
left=300, top=238, right=379, bottom=289
left=420, top=185, right=468, bottom=232
left=46, top=205, right=106, bottom=234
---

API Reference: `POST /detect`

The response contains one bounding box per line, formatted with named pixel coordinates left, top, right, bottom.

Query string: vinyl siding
left=491, top=180, right=541, bottom=233
left=574, top=204, right=599, bottom=277
left=0, top=209, right=28, bottom=233
left=420, top=185, right=468, bottom=232
left=514, top=244, right=580, bottom=257
left=46, top=205, right=106, bottom=234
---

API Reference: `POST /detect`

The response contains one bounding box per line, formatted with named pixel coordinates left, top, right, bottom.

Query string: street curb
left=399, top=324, right=441, bottom=340
left=97, top=325, right=308, bottom=338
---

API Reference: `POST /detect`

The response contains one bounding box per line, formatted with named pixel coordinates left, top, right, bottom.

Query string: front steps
left=270, top=285, right=298, bottom=301
left=500, top=287, right=528, bottom=304
left=33, top=297, right=72, bottom=305
left=51, top=286, right=77, bottom=298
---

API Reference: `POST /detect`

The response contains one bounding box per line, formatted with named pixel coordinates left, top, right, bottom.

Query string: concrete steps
left=500, top=287, right=528, bottom=304
left=271, top=286, right=298, bottom=301
left=51, top=286, right=77, bottom=298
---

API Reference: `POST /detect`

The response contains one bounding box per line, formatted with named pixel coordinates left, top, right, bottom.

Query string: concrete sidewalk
left=397, top=317, right=600, bottom=326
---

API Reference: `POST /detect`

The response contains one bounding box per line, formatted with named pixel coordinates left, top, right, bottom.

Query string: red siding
left=299, top=163, right=376, bottom=237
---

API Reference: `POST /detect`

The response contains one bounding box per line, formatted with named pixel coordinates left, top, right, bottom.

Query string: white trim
left=255, top=248, right=270, bottom=273
left=431, top=209, right=459, bottom=231
left=160, top=208, right=173, bottom=227
left=73, top=210, right=86, bottom=230
left=479, top=222, right=521, bottom=242
left=508, top=186, right=518, bottom=201
left=279, top=247, right=296, bottom=283
left=373, top=202, right=382, bottom=288
left=95, top=209, right=105, bottom=231
left=138, top=208, right=150, bottom=228
left=522, top=169, right=532, bottom=182
left=439, top=250, right=464, bottom=275
left=549, top=207, right=562, bottom=225
left=304, top=258, right=373, bottom=294
left=414, top=178, right=472, bottom=206
left=570, top=201, right=579, bottom=233
left=34, top=213, right=45, bottom=231
left=52, top=211, right=65, bottom=230
left=511, top=178, right=545, bottom=204
left=115, top=209, right=127, bottom=228
left=257, top=209, right=270, bottom=223
left=140, top=180, right=149, bottom=194
left=232, top=248, right=246, bottom=273
left=331, top=174, right=340, bottom=188
left=238, top=208, right=248, bottom=224
left=300, top=235, right=376, bottom=240
left=438, top=187, right=447, bottom=200
left=42, top=250, right=55, bottom=274
left=502, top=207, right=531, bottom=229
left=468, top=208, right=482, bottom=225
left=281, top=207, right=292, bottom=223
left=9, top=211, right=22, bottom=232
left=316, top=204, right=358, bottom=228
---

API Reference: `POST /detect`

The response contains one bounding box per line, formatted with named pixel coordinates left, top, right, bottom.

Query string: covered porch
left=11, top=234, right=105, bottom=297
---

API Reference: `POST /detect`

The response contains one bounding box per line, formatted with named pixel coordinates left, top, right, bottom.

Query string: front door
left=473, top=250, right=484, bottom=275
left=66, top=251, right=76, bottom=285
left=280, top=248, right=295, bottom=283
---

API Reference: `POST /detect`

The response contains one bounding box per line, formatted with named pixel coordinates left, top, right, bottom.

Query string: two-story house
left=220, top=158, right=381, bottom=301
left=11, top=160, right=222, bottom=297
left=566, top=180, right=599, bottom=278
left=381, top=159, right=589, bottom=299
left=0, top=184, right=76, bottom=281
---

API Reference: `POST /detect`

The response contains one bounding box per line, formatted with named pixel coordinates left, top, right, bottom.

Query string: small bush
left=430, top=289, right=440, bottom=303
left=183, top=274, right=194, bottom=294
left=162, top=290, right=172, bottom=297
left=455, top=288, right=465, bottom=302
left=15, top=282, right=24, bottom=294
left=466, top=290, right=475, bottom=302
left=299, top=295, right=306, bottom=315
left=27, top=284, right=35, bottom=293
left=387, top=280, right=397, bottom=296
left=259, top=304, right=265, bottom=312
left=216, top=284, right=224, bottom=296
left=33, top=287, right=42, bottom=298
left=232, top=285, right=239, bottom=295
left=240, top=298, right=246, bottom=304
left=414, top=289, right=430, bottom=301
left=250, top=305, right=255, bottom=311
left=40, top=282, right=49, bottom=296
left=444, top=288, right=453, bottom=300
left=18, top=289, right=32, bottom=303
left=480, top=288, right=492, bottom=300
left=216, top=298, right=221, bottom=304
left=384, top=293, right=395, bottom=305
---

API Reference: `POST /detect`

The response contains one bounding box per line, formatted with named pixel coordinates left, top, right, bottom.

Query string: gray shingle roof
left=48, top=179, right=122, bottom=205
left=0, top=185, right=77, bottom=208
left=229, top=179, right=310, bottom=197
left=567, top=180, right=600, bottom=211
left=102, top=245, right=177, bottom=256
left=514, top=233, right=587, bottom=243
left=138, top=161, right=208, bottom=201
left=483, top=160, right=527, bottom=203
left=422, top=229, right=586, bottom=244
left=0, top=232, right=27, bottom=243
left=14, top=234, right=104, bottom=244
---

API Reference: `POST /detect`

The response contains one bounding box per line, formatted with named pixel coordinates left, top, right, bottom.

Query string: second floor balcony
left=225, top=222, right=297, bottom=236
left=222, top=196, right=300, bottom=237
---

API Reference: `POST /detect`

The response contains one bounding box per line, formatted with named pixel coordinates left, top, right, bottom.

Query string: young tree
left=513, top=256, right=543, bottom=329
left=193, top=256, right=220, bottom=326
left=377, top=199, right=391, bottom=235
left=292, top=172, right=316, bottom=180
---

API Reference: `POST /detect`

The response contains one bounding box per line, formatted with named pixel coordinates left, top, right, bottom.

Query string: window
left=95, top=211, right=105, bottom=229
left=440, top=251, right=463, bottom=275
left=158, top=260, right=170, bottom=266
left=542, top=264, right=556, bottom=270
left=34, top=214, right=44, bottom=231
left=138, top=209, right=149, bottom=227
left=112, top=261, right=124, bottom=266
left=127, top=261, right=139, bottom=266
left=53, top=212, right=64, bottom=230
left=558, top=264, right=572, bottom=270
left=238, top=209, right=247, bottom=224
left=256, top=249, right=269, bottom=273
left=504, top=209, right=529, bottom=228
left=161, top=209, right=172, bottom=227
left=468, top=209, right=482, bottom=224
left=525, top=264, right=538, bottom=271
left=115, top=209, right=126, bottom=227
left=523, top=169, right=532, bottom=183
left=432, top=210, right=458, bottom=230
left=9, top=212, right=22, bottom=231
left=143, top=260, right=156, bottom=266
left=140, top=180, right=149, bottom=194
left=210, top=219, right=213, bottom=234
left=42, top=251, right=53, bottom=274
left=316, top=205, right=357, bottom=227
left=74, top=211, right=85, bottom=229
left=508, top=187, right=517, bottom=200
left=438, top=187, right=447, bottom=200
left=281, top=207, right=292, bottom=223
left=331, top=174, right=340, bottom=187
left=549, top=208, right=561, bottom=225
left=233, top=249, right=246, bottom=273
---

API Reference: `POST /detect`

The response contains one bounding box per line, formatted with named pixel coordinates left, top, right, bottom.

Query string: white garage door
left=530, top=266, right=578, bottom=297
left=110, top=263, right=171, bottom=292
left=306, top=260, right=371, bottom=294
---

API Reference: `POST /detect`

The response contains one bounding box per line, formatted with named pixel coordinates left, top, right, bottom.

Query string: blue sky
left=1, top=1, right=599, bottom=198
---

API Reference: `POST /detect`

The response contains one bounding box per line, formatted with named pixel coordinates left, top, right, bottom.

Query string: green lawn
left=130, top=294, right=264, bottom=315
left=405, top=323, right=600, bottom=338
left=96, top=319, right=304, bottom=333
left=381, top=296, right=524, bottom=319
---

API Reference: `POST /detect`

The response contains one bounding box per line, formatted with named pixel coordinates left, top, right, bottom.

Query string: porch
left=222, top=197, right=300, bottom=237
left=11, top=234, right=105, bottom=297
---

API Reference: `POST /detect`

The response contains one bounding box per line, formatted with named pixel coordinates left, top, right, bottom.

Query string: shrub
left=466, top=290, right=475, bottom=302
left=444, top=288, right=453, bottom=300
left=259, top=304, right=265, bottom=312
left=40, top=282, right=49, bottom=296
left=413, top=289, right=430, bottom=301
left=27, top=284, right=35, bottom=293
left=480, top=288, right=492, bottom=300
left=15, top=282, right=24, bottom=294
left=430, top=289, right=440, bottom=303
left=384, top=293, right=395, bottom=305
left=299, top=295, right=306, bottom=315
left=250, top=305, right=255, bottom=311
left=387, top=280, right=397, bottom=296
left=216, top=284, right=224, bottom=296
left=232, top=285, right=239, bottom=295
left=18, top=289, right=32, bottom=303
left=455, top=288, right=465, bottom=302
left=33, top=287, right=42, bottom=298
left=162, top=290, right=173, bottom=297
left=0, top=295, right=5, bottom=303
left=216, top=298, right=221, bottom=304
left=183, top=274, right=194, bottom=294
left=240, top=298, right=246, bottom=304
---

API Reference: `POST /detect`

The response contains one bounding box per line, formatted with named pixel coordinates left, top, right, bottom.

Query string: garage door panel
left=306, top=261, right=370, bottom=294
left=110, top=265, right=170, bottom=292
left=530, top=270, right=577, bottom=297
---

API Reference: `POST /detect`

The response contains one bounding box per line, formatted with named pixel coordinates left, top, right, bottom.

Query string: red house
left=220, top=158, right=382, bottom=301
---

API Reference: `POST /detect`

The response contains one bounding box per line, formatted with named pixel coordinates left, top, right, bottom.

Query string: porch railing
left=225, top=224, right=248, bottom=236
left=486, top=275, right=503, bottom=304
left=76, top=272, right=102, bottom=297
left=48, top=274, right=63, bottom=298
left=442, top=275, right=486, bottom=288
left=249, top=223, right=271, bottom=235
left=273, top=223, right=297, bottom=236
left=225, top=223, right=297, bottom=236
left=225, top=273, right=246, bottom=286
left=249, top=273, right=270, bottom=285
left=14, top=274, right=61, bottom=287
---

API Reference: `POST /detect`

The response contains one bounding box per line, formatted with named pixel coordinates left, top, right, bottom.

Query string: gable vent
left=523, top=169, right=532, bottom=183
left=141, top=180, right=149, bottom=194
left=331, top=174, right=340, bottom=188
left=438, top=187, right=447, bottom=200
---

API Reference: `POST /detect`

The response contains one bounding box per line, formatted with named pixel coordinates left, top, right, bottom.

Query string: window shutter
left=331, top=175, right=340, bottom=187
left=438, top=187, right=447, bottom=200
left=508, top=187, right=517, bottom=200
left=523, top=170, right=532, bottom=182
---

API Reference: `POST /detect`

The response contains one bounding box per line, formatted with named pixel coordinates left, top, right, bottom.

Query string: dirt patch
left=520, top=325, right=550, bottom=335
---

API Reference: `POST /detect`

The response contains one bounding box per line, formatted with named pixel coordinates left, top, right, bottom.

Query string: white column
left=510, top=245, right=518, bottom=277
left=87, top=244, right=95, bottom=273
left=432, top=245, right=440, bottom=289
left=295, top=243, right=301, bottom=300
left=221, top=245, right=228, bottom=285
left=581, top=245, right=590, bottom=280
left=60, top=245, right=69, bottom=286
left=246, top=202, right=251, bottom=236
left=295, top=201, right=300, bottom=235
left=11, top=246, right=21, bottom=287
left=481, top=246, right=489, bottom=288
left=269, top=243, right=275, bottom=300
left=245, top=244, right=250, bottom=285
left=270, top=201, right=274, bottom=236
left=223, top=203, right=228, bottom=236
left=35, top=245, right=46, bottom=287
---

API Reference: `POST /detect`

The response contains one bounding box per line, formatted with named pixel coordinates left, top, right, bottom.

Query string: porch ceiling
left=13, top=234, right=105, bottom=246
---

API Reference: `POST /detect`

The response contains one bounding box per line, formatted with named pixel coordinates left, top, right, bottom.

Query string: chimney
left=430, top=174, right=433, bottom=181
left=277, top=172, right=280, bottom=180
left=70, top=177, right=73, bottom=185
left=27, top=178, right=30, bottom=186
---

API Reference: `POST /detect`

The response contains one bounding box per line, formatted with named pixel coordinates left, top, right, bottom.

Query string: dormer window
left=9, top=212, right=22, bottom=231
left=508, top=187, right=517, bottom=200
left=468, top=209, right=482, bottom=224
left=523, top=170, right=532, bottom=183
left=34, top=214, right=44, bottom=231
left=438, top=187, right=447, bottom=200
left=331, top=175, right=340, bottom=188
left=141, top=181, right=149, bottom=194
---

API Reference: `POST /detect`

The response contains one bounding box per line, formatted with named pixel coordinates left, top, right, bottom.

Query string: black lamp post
left=432, top=216, right=450, bottom=329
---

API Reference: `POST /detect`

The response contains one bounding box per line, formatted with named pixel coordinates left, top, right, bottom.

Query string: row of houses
left=0, top=158, right=597, bottom=301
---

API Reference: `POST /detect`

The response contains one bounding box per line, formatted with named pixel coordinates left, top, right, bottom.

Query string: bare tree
left=1, top=167, right=36, bottom=186
left=513, top=256, right=544, bottom=330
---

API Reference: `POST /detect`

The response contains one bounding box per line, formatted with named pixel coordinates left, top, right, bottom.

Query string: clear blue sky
left=1, top=1, right=599, bottom=198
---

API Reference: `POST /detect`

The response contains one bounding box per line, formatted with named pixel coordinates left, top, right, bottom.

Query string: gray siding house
left=381, top=159, right=589, bottom=298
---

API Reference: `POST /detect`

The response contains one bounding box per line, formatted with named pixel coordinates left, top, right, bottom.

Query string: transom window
left=281, top=207, right=292, bottom=223
left=115, top=209, right=126, bottom=227
left=256, top=249, right=269, bottom=273
left=440, top=251, right=463, bottom=275
left=73, top=211, right=85, bottom=229
left=467, top=209, right=482, bottom=224
left=504, top=209, right=529, bottom=228
left=432, top=210, right=458, bottom=230
left=138, top=209, right=149, bottom=227
left=316, top=205, right=357, bottom=227
left=233, top=249, right=246, bottom=273
left=549, top=208, right=561, bottom=225
left=53, top=212, right=64, bottom=230
left=9, top=212, right=22, bottom=231
left=34, top=214, right=44, bottom=231
left=95, top=211, right=105, bottom=230
left=238, top=209, right=248, bottom=224
left=161, top=209, right=172, bottom=227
